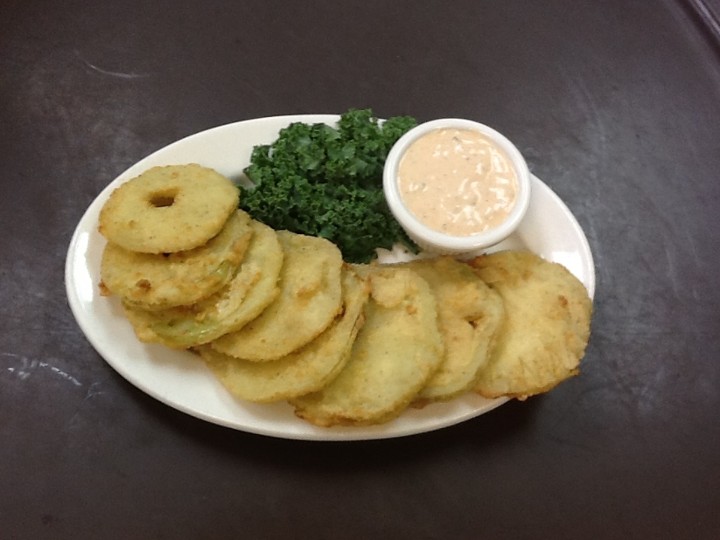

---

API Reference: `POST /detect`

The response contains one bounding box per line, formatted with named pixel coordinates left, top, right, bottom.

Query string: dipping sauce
left=397, top=128, right=518, bottom=236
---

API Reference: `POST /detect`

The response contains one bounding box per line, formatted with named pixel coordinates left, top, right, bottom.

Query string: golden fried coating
left=96, top=158, right=596, bottom=428
left=211, top=230, right=343, bottom=361
left=99, top=164, right=239, bottom=253
left=197, top=266, right=369, bottom=402
left=468, top=250, right=592, bottom=399
left=291, top=265, right=444, bottom=427
left=100, top=210, right=253, bottom=310
left=398, top=257, right=505, bottom=403
left=122, top=220, right=283, bottom=348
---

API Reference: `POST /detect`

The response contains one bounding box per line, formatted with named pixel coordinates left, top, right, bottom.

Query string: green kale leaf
left=239, top=108, right=417, bottom=262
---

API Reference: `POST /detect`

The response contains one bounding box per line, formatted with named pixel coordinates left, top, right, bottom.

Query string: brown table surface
left=2, top=1, right=720, bottom=538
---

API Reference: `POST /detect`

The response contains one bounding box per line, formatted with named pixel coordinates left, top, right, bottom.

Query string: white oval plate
left=65, top=115, right=595, bottom=441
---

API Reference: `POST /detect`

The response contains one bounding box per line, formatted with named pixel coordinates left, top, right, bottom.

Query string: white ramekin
left=383, top=118, right=531, bottom=256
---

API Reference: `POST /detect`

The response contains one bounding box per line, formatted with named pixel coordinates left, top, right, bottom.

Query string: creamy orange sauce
left=397, top=128, right=518, bottom=236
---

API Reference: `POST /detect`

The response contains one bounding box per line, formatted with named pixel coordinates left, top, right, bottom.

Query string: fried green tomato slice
left=197, top=266, right=369, bottom=402
left=122, top=220, right=283, bottom=348
left=210, top=230, right=343, bottom=361
left=99, top=164, right=240, bottom=253
left=100, top=210, right=253, bottom=310
left=468, top=250, right=593, bottom=399
left=397, top=257, right=505, bottom=404
left=291, top=265, right=444, bottom=427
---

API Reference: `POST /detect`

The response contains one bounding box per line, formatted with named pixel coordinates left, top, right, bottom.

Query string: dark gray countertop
left=2, top=1, right=719, bottom=538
